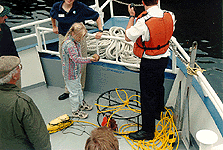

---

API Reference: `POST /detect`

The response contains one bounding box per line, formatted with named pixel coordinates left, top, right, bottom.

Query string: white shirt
left=126, top=6, right=175, bottom=59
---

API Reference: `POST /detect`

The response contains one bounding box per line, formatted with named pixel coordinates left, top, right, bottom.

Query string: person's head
left=70, top=22, right=87, bottom=42
left=62, top=22, right=87, bottom=46
left=142, top=0, right=158, bottom=6
left=0, top=5, right=10, bottom=24
left=85, top=126, right=119, bottom=150
left=64, top=0, right=75, bottom=5
left=0, top=56, right=21, bottom=85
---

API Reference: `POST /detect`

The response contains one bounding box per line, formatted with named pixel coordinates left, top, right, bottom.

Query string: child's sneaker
left=72, top=110, right=88, bottom=119
left=79, top=100, right=93, bottom=111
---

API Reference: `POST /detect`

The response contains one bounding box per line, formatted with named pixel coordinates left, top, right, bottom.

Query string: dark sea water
left=0, top=0, right=222, bottom=101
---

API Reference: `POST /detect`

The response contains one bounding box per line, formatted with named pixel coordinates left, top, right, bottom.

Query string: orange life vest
left=133, top=11, right=173, bottom=58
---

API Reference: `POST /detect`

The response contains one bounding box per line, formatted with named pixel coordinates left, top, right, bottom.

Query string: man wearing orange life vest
left=125, top=0, right=175, bottom=140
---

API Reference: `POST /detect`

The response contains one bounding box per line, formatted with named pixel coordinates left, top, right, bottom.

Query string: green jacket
left=0, top=84, right=51, bottom=150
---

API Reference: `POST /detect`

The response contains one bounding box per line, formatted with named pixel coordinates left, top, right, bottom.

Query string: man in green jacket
left=0, top=56, right=51, bottom=149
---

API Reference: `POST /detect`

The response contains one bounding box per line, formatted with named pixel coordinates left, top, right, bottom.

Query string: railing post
left=95, top=0, right=99, bottom=11
left=35, top=24, right=43, bottom=52
left=95, top=0, right=103, bottom=26
left=158, top=0, right=161, bottom=8
left=41, top=31, right=47, bottom=51
left=180, top=41, right=198, bottom=150
left=116, top=40, right=119, bottom=63
left=109, top=0, right=114, bottom=18
left=96, top=39, right=99, bottom=55
left=172, top=44, right=177, bottom=73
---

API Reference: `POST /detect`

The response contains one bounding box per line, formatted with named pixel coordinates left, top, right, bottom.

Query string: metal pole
left=95, top=0, right=99, bottom=11
left=180, top=41, right=198, bottom=150
left=110, top=0, right=114, bottom=18
left=158, top=0, right=160, bottom=8
left=35, top=24, right=43, bottom=52
left=172, top=44, right=177, bottom=74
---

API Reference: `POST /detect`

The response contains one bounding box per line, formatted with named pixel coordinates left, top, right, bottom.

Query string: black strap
left=136, top=40, right=169, bottom=50
left=142, top=41, right=169, bottom=50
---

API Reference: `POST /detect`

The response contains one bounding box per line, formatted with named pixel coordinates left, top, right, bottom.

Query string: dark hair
left=85, top=127, right=119, bottom=150
left=143, top=0, right=158, bottom=6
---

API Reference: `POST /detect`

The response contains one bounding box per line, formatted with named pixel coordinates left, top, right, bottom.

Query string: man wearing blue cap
left=0, top=5, right=18, bottom=57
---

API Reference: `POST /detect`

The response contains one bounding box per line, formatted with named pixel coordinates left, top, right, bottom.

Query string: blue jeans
left=65, top=76, right=83, bottom=112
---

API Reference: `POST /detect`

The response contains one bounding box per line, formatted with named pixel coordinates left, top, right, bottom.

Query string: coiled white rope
left=86, top=26, right=140, bottom=71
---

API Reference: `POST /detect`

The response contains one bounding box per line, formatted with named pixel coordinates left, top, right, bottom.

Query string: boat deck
left=24, top=85, right=198, bottom=150
left=15, top=16, right=223, bottom=150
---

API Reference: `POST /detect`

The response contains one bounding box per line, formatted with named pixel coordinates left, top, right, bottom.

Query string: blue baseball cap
left=0, top=5, right=10, bottom=17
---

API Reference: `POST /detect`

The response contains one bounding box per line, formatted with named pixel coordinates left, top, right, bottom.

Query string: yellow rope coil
left=187, top=62, right=206, bottom=76
left=48, top=87, right=179, bottom=149
left=94, top=88, right=179, bottom=150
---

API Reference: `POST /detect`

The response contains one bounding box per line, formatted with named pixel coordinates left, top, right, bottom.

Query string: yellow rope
left=187, top=62, right=206, bottom=76
left=95, top=88, right=141, bottom=115
left=49, top=88, right=179, bottom=149
left=95, top=88, right=179, bottom=150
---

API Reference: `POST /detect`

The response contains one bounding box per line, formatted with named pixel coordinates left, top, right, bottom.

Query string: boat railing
left=170, top=37, right=223, bottom=120
left=11, top=18, right=51, bottom=43
left=10, top=17, right=177, bottom=74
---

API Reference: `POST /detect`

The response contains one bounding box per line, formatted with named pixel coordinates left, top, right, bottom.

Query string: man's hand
left=128, top=4, right=135, bottom=17
left=51, top=18, right=59, bottom=34
left=52, top=26, right=59, bottom=34
left=125, top=4, right=136, bottom=42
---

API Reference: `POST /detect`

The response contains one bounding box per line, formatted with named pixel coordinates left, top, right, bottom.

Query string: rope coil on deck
left=95, top=88, right=179, bottom=150
left=86, top=26, right=140, bottom=71
left=53, top=88, right=179, bottom=149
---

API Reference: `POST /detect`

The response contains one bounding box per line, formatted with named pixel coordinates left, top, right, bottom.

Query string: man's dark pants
left=140, top=57, right=169, bottom=134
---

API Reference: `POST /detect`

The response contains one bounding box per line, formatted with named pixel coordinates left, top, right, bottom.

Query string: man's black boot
left=129, top=129, right=154, bottom=140
left=58, top=93, right=69, bottom=100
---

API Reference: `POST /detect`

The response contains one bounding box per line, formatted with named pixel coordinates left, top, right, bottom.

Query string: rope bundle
left=63, top=88, right=179, bottom=149
left=86, top=30, right=111, bottom=58
left=86, top=26, right=140, bottom=71
left=95, top=88, right=179, bottom=150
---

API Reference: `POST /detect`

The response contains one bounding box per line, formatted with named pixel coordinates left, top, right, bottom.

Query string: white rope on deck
left=86, top=27, right=140, bottom=71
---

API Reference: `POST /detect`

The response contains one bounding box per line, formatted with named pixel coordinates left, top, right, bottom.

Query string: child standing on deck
left=61, top=22, right=100, bottom=118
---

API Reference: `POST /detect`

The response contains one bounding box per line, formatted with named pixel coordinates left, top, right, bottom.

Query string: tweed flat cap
left=0, top=56, right=20, bottom=78
left=0, top=5, right=10, bottom=17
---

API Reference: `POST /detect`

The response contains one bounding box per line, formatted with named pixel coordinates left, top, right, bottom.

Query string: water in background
left=0, top=0, right=222, bottom=100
